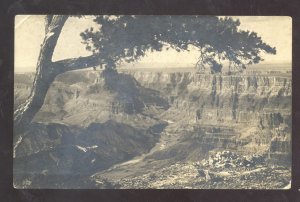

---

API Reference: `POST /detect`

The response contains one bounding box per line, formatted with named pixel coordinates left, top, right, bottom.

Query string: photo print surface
left=14, top=15, right=291, bottom=189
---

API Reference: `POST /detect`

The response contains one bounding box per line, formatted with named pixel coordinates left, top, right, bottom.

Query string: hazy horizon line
left=15, top=62, right=292, bottom=73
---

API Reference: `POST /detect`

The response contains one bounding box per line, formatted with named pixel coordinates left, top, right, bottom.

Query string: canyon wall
left=14, top=69, right=292, bottom=164
left=125, top=69, right=291, bottom=160
left=15, top=70, right=291, bottom=128
left=126, top=70, right=291, bottom=127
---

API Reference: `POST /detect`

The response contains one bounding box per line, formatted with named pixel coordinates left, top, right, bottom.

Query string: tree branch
left=53, top=54, right=103, bottom=74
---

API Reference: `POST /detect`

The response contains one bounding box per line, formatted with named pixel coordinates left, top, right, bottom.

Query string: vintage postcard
left=13, top=15, right=291, bottom=189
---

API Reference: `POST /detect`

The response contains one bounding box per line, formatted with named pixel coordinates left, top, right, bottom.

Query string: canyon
left=13, top=67, right=291, bottom=188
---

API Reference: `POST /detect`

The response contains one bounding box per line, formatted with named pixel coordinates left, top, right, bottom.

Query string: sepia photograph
left=13, top=15, right=291, bottom=189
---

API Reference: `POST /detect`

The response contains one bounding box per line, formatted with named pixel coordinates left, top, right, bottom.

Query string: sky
left=15, top=15, right=292, bottom=72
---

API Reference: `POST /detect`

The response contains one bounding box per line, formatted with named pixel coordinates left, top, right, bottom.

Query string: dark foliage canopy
left=80, top=16, right=276, bottom=73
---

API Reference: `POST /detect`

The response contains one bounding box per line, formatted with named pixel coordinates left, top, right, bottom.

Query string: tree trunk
left=14, top=15, right=104, bottom=136
left=14, top=15, right=68, bottom=134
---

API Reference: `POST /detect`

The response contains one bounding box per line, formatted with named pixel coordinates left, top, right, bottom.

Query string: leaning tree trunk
left=14, top=15, right=104, bottom=137
left=14, top=15, right=68, bottom=135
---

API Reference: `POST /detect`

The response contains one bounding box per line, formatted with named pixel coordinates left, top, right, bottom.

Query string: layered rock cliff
left=15, top=69, right=292, bottom=154
left=15, top=70, right=291, bottom=125
left=125, top=69, right=291, bottom=161
left=126, top=70, right=291, bottom=125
